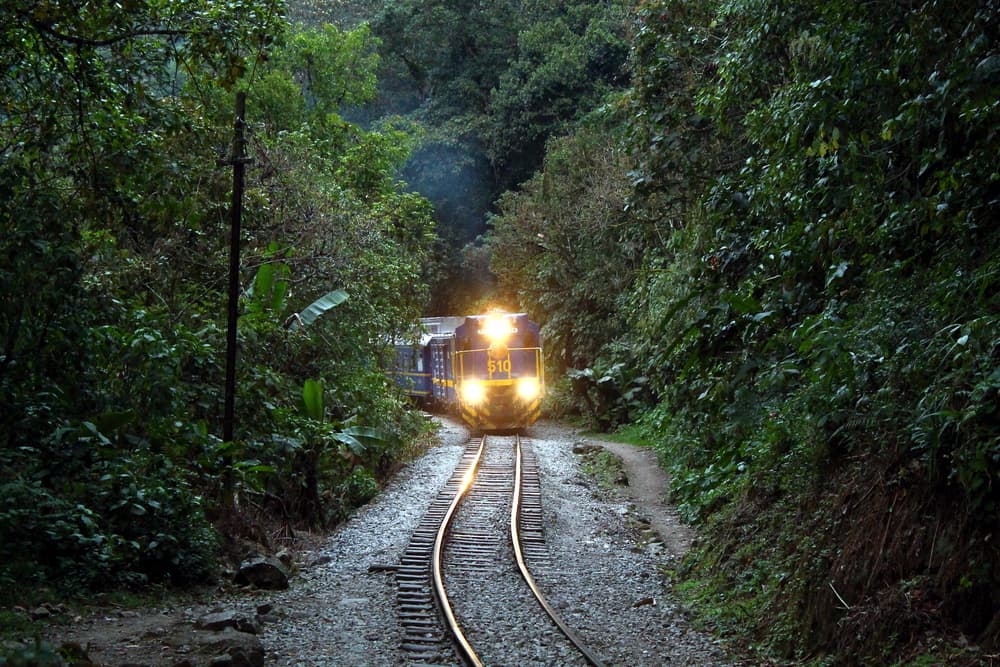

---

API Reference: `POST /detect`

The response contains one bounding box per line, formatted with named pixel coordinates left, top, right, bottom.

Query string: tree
left=0, top=3, right=439, bottom=595
left=368, top=0, right=632, bottom=313
left=488, top=108, right=635, bottom=375
left=616, top=0, right=1000, bottom=660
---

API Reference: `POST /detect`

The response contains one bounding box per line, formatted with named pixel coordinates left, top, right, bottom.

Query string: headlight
left=516, top=377, right=540, bottom=401
left=461, top=380, right=486, bottom=404
left=481, top=314, right=512, bottom=342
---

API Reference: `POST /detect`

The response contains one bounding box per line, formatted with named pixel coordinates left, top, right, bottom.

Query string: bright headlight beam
left=482, top=314, right=512, bottom=342
left=517, top=378, right=540, bottom=401
left=461, top=380, right=485, bottom=404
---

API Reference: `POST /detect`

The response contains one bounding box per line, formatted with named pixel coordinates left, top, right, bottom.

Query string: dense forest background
left=2, top=0, right=998, bottom=665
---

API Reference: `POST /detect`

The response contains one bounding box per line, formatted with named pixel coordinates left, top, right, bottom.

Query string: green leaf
left=271, top=273, right=289, bottom=314
left=332, top=431, right=366, bottom=455
left=288, top=289, right=348, bottom=330
left=254, top=263, right=275, bottom=301
left=302, top=379, right=324, bottom=421
left=341, top=425, right=390, bottom=446
left=93, top=410, right=136, bottom=433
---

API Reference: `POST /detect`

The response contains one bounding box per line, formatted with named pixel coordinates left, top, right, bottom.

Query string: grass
left=0, top=608, right=36, bottom=642
left=579, top=423, right=653, bottom=447
left=576, top=447, right=629, bottom=491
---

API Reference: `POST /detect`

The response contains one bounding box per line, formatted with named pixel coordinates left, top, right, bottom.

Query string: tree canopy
left=1, top=0, right=435, bottom=595
left=367, top=0, right=631, bottom=313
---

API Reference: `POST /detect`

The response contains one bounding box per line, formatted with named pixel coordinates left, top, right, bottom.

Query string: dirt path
left=586, top=437, right=695, bottom=558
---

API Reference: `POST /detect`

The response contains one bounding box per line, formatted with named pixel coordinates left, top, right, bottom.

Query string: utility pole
left=222, top=91, right=251, bottom=448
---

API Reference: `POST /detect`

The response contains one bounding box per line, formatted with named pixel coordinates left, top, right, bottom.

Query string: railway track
left=396, top=434, right=607, bottom=666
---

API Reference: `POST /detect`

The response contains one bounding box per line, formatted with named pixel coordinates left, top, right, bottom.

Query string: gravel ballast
left=41, top=418, right=739, bottom=666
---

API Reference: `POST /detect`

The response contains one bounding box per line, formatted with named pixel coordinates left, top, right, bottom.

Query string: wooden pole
left=223, top=91, right=249, bottom=447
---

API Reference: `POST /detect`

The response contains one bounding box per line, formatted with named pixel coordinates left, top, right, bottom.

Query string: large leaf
left=332, top=426, right=391, bottom=456
left=286, top=289, right=348, bottom=330
left=253, top=263, right=274, bottom=300
left=248, top=260, right=291, bottom=315
left=270, top=265, right=290, bottom=313
left=302, top=378, right=324, bottom=421
left=332, top=432, right=366, bottom=455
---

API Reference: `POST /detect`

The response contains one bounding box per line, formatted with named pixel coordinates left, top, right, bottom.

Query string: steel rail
left=431, top=435, right=487, bottom=667
left=511, top=434, right=608, bottom=667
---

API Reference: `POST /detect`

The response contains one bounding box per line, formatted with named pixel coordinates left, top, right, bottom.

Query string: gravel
left=43, top=417, right=740, bottom=666
left=252, top=417, right=737, bottom=666
left=526, top=421, right=733, bottom=666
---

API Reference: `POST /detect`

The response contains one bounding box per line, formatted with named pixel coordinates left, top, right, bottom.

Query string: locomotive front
left=454, top=312, right=544, bottom=431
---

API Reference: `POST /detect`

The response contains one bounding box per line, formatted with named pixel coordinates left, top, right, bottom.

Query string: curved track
left=398, top=433, right=606, bottom=666
left=509, top=436, right=607, bottom=667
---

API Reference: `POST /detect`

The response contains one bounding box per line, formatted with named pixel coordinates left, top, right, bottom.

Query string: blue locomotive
left=390, top=312, right=544, bottom=431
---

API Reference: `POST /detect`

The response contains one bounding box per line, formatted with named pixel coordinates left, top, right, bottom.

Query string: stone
left=195, top=610, right=260, bottom=635
left=571, top=441, right=601, bottom=455
left=233, top=557, right=289, bottom=590
left=275, top=548, right=293, bottom=567
left=30, top=606, right=52, bottom=620
left=192, top=628, right=265, bottom=667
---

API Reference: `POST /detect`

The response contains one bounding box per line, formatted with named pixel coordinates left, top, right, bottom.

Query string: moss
left=576, top=445, right=629, bottom=491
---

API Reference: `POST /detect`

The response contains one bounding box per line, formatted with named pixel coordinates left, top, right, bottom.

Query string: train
left=390, top=311, right=544, bottom=431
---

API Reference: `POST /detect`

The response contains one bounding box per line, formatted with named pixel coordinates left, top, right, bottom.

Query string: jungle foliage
left=487, top=0, right=1000, bottom=663
left=3, top=0, right=999, bottom=664
left=365, top=0, right=633, bottom=313
left=1, top=0, right=435, bottom=598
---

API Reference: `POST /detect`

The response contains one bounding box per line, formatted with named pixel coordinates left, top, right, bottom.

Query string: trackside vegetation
left=1, top=1, right=435, bottom=601
left=488, top=1, right=1000, bottom=664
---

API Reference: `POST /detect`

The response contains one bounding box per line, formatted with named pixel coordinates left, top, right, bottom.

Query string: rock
left=29, top=602, right=69, bottom=620
left=192, top=628, right=265, bottom=667
left=195, top=611, right=260, bottom=635
left=275, top=548, right=293, bottom=567
left=233, top=556, right=289, bottom=590
left=30, top=606, right=52, bottom=620
left=571, top=441, right=601, bottom=455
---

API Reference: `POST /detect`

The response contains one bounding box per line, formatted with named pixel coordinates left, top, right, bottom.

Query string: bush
left=0, top=480, right=112, bottom=593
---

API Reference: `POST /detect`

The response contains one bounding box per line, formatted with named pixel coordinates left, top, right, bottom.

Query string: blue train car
left=390, top=312, right=544, bottom=431
left=390, top=340, right=433, bottom=399
left=390, top=316, right=463, bottom=405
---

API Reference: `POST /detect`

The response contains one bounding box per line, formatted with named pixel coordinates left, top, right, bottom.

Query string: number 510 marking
left=488, top=358, right=511, bottom=375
